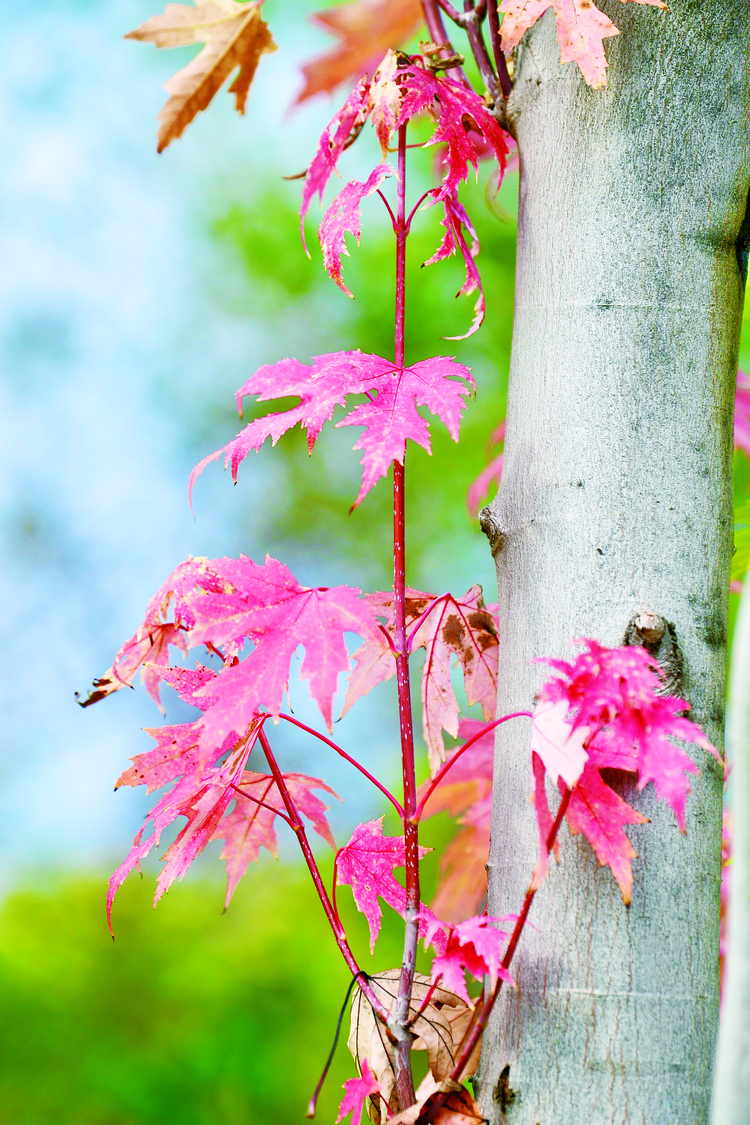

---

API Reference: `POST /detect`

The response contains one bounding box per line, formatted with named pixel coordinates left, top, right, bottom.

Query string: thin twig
left=306, top=971, right=371, bottom=1118
left=278, top=713, right=405, bottom=819
left=229, top=781, right=296, bottom=829
left=414, top=711, right=533, bottom=820
left=486, top=0, right=513, bottom=98
left=448, top=786, right=575, bottom=1081
left=259, top=730, right=392, bottom=1026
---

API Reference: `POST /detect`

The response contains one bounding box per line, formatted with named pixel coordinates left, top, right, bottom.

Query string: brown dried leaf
left=389, top=1082, right=487, bottom=1124
left=296, top=0, right=423, bottom=103
left=126, top=0, right=277, bottom=151
left=348, top=971, right=476, bottom=1121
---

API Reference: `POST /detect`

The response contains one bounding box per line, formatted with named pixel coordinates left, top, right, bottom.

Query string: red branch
left=390, top=123, right=420, bottom=1113
left=258, top=729, right=392, bottom=1027
left=414, top=711, right=533, bottom=821
left=278, top=713, right=404, bottom=819
left=448, top=786, right=575, bottom=1081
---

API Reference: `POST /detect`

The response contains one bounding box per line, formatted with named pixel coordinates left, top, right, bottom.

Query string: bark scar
left=493, top=1064, right=517, bottom=1115
left=623, top=610, right=683, bottom=697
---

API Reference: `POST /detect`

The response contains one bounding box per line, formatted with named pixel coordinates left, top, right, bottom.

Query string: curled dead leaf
left=389, top=1081, right=487, bottom=1124
left=348, top=970, right=480, bottom=1122
left=126, top=0, right=277, bottom=151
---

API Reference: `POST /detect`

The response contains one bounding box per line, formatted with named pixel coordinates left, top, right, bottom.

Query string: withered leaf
left=348, top=970, right=477, bottom=1122
left=389, top=1083, right=487, bottom=1125
left=126, top=0, right=277, bottom=151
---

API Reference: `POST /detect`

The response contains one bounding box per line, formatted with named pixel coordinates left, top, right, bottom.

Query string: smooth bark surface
left=476, top=4, right=750, bottom=1122
left=713, top=584, right=750, bottom=1125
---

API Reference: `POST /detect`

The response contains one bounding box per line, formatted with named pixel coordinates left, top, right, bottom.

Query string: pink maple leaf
left=107, top=720, right=263, bottom=931
left=319, top=163, right=395, bottom=296
left=185, top=554, right=382, bottom=746
left=301, top=77, right=371, bottom=251
left=396, top=64, right=507, bottom=200
left=337, top=1058, right=382, bottom=1125
left=190, top=351, right=474, bottom=509
left=529, top=639, right=719, bottom=901
left=499, top=0, right=666, bottom=90
left=423, top=189, right=485, bottom=339
left=421, top=912, right=515, bottom=1004
left=529, top=697, right=590, bottom=788
left=116, top=720, right=207, bottom=795
left=564, top=763, right=647, bottom=904
left=214, top=770, right=338, bottom=907
left=345, top=588, right=498, bottom=771
left=736, top=369, right=750, bottom=459
left=78, top=556, right=223, bottom=710
left=369, top=49, right=401, bottom=154
left=335, top=817, right=433, bottom=952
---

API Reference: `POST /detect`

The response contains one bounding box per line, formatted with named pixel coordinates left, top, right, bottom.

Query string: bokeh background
left=2, top=3, right=748, bottom=1122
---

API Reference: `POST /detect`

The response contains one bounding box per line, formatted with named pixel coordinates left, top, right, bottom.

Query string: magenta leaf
left=78, top=556, right=224, bottom=710
left=421, top=912, right=515, bottom=1004
left=107, top=719, right=263, bottom=931
left=346, top=588, right=498, bottom=770
left=191, top=352, right=474, bottom=509
left=186, top=554, right=383, bottom=746
left=564, top=763, right=647, bottom=904
left=423, top=189, right=485, bottom=338
left=396, top=64, right=507, bottom=200
left=335, top=817, right=430, bottom=952
left=529, top=697, right=590, bottom=789
left=337, top=1058, right=382, bottom=1125
left=215, top=770, right=338, bottom=907
left=301, top=76, right=371, bottom=251
left=320, top=163, right=395, bottom=296
left=529, top=639, right=719, bottom=901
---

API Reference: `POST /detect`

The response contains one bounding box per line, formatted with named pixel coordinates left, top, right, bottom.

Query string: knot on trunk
left=623, top=610, right=683, bottom=696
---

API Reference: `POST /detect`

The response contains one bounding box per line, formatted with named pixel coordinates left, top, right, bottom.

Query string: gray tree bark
left=475, top=3, right=750, bottom=1122
left=712, top=582, right=750, bottom=1125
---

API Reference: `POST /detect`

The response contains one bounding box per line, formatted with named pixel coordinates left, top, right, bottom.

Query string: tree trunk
left=476, top=4, right=750, bottom=1122
left=713, top=583, right=750, bottom=1124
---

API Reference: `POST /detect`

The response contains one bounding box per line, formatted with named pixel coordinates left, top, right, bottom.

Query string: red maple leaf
left=529, top=639, right=719, bottom=901
left=421, top=912, right=515, bottom=1004
left=300, top=78, right=372, bottom=252
left=184, top=554, right=383, bottom=746
left=190, top=352, right=474, bottom=509
left=337, top=1058, right=383, bottom=1125
left=296, top=0, right=424, bottom=103
left=396, top=64, right=507, bottom=201
left=107, top=720, right=263, bottom=930
left=319, top=163, right=395, bottom=296
left=499, top=0, right=666, bottom=90
left=345, top=588, right=498, bottom=771
left=214, top=770, right=338, bottom=907
left=335, top=817, right=438, bottom=952
left=423, top=189, right=485, bottom=338
left=77, top=556, right=223, bottom=710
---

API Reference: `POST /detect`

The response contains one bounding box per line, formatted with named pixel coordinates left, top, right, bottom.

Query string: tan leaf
left=126, top=0, right=277, bottom=151
left=389, top=1082, right=487, bottom=1124
left=348, top=971, right=476, bottom=1121
left=296, top=0, right=424, bottom=103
